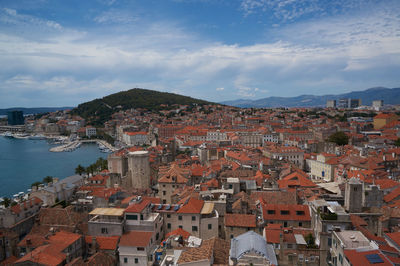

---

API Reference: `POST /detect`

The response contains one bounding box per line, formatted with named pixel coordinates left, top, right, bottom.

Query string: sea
left=0, top=136, right=107, bottom=198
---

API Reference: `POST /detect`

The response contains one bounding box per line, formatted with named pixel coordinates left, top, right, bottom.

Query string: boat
left=29, top=134, right=46, bottom=140
left=14, top=133, right=29, bottom=139
left=4, top=132, right=14, bottom=138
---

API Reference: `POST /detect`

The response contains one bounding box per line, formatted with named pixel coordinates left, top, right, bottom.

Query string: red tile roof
left=225, top=213, right=256, bottom=228
left=85, top=236, right=119, bottom=250
left=177, top=198, right=204, bottom=214
left=119, top=231, right=153, bottom=247
left=165, top=228, right=191, bottom=240
left=344, top=249, right=392, bottom=266
left=125, top=200, right=150, bottom=213
left=262, top=204, right=311, bottom=222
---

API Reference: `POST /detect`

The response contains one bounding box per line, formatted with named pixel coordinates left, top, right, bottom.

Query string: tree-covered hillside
left=71, top=88, right=212, bottom=126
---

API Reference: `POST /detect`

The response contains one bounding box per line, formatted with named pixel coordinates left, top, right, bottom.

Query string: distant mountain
left=71, top=88, right=213, bottom=126
left=222, top=87, right=400, bottom=108
left=0, top=107, right=73, bottom=116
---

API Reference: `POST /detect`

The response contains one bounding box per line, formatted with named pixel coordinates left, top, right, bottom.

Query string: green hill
left=71, top=88, right=212, bottom=126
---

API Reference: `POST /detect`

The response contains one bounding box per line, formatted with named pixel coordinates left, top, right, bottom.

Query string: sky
left=0, top=0, right=399, bottom=107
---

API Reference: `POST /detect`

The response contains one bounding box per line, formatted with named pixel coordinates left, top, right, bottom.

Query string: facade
left=122, top=131, right=149, bottom=146
left=263, top=145, right=305, bottom=169
left=86, top=126, right=97, bottom=137
left=119, top=231, right=155, bottom=266
left=307, top=153, right=338, bottom=182
left=327, top=100, right=337, bottom=108
left=330, top=230, right=372, bottom=266
left=88, top=208, right=125, bottom=236
left=224, top=213, right=257, bottom=239
left=7, top=111, right=24, bottom=125
left=344, top=177, right=363, bottom=213
left=261, top=203, right=311, bottom=228
left=373, top=113, right=398, bottom=130
left=127, top=151, right=150, bottom=189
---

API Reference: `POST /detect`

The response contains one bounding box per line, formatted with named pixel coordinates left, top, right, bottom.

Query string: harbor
left=0, top=132, right=115, bottom=153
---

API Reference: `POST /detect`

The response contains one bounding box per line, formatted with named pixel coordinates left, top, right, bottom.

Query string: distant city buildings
left=326, top=100, right=336, bottom=108
left=7, top=111, right=24, bottom=125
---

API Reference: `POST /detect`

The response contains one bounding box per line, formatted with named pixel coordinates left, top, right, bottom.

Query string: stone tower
left=127, top=151, right=150, bottom=189
left=345, top=177, right=363, bottom=213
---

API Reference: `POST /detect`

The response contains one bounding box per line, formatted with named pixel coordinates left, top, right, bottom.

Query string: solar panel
left=173, top=205, right=180, bottom=211
left=165, top=204, right=171, bottom=210
left=365, top=254, right=384, bottom=264
left=157, top=204, right=163, bottom=210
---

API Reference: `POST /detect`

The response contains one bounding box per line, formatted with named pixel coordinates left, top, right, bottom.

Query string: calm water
left=0, top=137, right=107, bottom=197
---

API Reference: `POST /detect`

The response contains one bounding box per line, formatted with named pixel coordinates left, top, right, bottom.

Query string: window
left=135, top=258, right=139, bottom=264
left=179, top=225, right=183, bottom=229
left=140, top=214, right=143, bottom=220
left=296, top=211, right=305, bottom=215
left=267, top=210, right=275, bottom=214
left=101, top=228, right=108, bottom=234
left=299, top=222, right=303, bottom=227
left=178, top=215, right=182, bottom=221
left=230, top=234, right=234, bottom=239
left=208, top=224, right=212, bottom=230
left=167, top=214, right=171, bottom=218
left=192, top=216, right=196, bottom=221
left=192, top=226, right=198, bottom=231
left=167, top=223, right=171, bottom=229
left=137, top=247, right=145, bottom=251
left=284, top=222, right=288, bottom=227
left=281, top=210, right=289, bottom=215
left=156, top=233, right=159, bottom=240
left=162, top=191, right=166, bottom=195
left=126, top=214, right=138, bottom=220
left=124, top=258, right=128, bottom=263
left=163, top=184, right=166, bottom=187
left=287, top=243, right=293, bottom=248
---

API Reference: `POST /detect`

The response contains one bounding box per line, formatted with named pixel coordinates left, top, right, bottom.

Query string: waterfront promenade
left=49, top=139, right=115, bottom=152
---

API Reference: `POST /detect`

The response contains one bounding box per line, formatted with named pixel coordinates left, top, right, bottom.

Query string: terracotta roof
left=15, top=244, right=66, bottom=266
left=119, top=231, right=153, bottom=247
left=265, top=229, right=281, bottom=244
left=177, top=198, right=204, bottom=214
left=165, top=228, right=191, bottom=240
left=384, top=186, right=400, bottom=203
left=225, top=213, right=256, bottom=228
left=177, top=238, right=229, bottom=264
left=385, top=232, right=400, bottom=247
left=344, top=249, right=392, bottom=266
left=125, top=200, right=150, bottom=213
left=262, top=204, right=311, bottom=222
left=85, top=236, right=119, bottom=250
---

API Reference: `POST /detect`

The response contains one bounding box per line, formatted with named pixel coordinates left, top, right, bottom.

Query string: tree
left=42, top=176, right=53, bottom=184
left=31, top=181, right=42, bottom=188
left=395, top=138, right=400, bottom=147
left=2, top=197, right=11, bottom=208
left=328, top=131, right=349, bottom=146
left=305, top=233, right=317, bottom=248
left=75, top=164, right=85, bottom=175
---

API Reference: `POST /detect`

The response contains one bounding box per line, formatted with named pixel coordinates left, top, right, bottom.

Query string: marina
left=0, top=136, right=107, bottom=197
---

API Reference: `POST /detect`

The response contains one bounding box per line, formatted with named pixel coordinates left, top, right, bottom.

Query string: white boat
left=4, top=132, right=14, bottom=138
left=14, top=133, right=29, bottom=139
left=29, top=134, right=46, bottom=140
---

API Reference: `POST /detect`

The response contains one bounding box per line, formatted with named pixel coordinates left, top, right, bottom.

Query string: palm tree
left=75, top=164, right=85, bottom=176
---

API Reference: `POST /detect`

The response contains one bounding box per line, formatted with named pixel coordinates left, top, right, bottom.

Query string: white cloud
left=0, top=2, right=399, bottom=106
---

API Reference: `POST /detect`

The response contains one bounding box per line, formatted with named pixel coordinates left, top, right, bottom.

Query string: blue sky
left=0, top=0, right=399, bottom=107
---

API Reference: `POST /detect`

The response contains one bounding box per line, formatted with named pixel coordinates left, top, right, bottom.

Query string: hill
left=71, top=88, right=212, bottom=126
left=0, top=107, right=73, bottom=116
left=222, top=87, right=400, bottom=108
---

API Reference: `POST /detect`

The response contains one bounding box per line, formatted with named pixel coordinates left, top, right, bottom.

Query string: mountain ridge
left=222, top=87, right=400, bottom=108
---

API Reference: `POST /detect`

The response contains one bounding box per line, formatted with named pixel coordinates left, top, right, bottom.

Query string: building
left=86, top=126, right=97, bottom=137
left=372, top=100, right=384, bottom=110
left=307, top=153, right=339, bottom=182
left=224, top=213, right=257, bottom=239
left=88, top=208, right=125, bottom=236
left=344, top=177, right=363, bottom=213
left=338, top=99, right=361, bottom=109
left=260, top=203, right=311, bottom=228
left=158, top=164, right=189, bottom=204
left=310, top=199, right=351, bottom=264
left=327, top=100, right=337, bottom=108
left=229, top=231, right=278, bottom=265
left=122, top=131, right=149, bottom=146
left=263, top=145, right=305, bottom=169
left=119, top=231, right=155, bottom=266
left=373, top=113, right=398, bottom=130
left=330, top=230, right=372, bottom=266
left=7, top=111, right=24, bottom=125
left=127, top=151, right=150, bottom=189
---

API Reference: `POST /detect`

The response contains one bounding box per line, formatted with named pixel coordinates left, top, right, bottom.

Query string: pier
left=49, top=139, right=116, bottom=153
